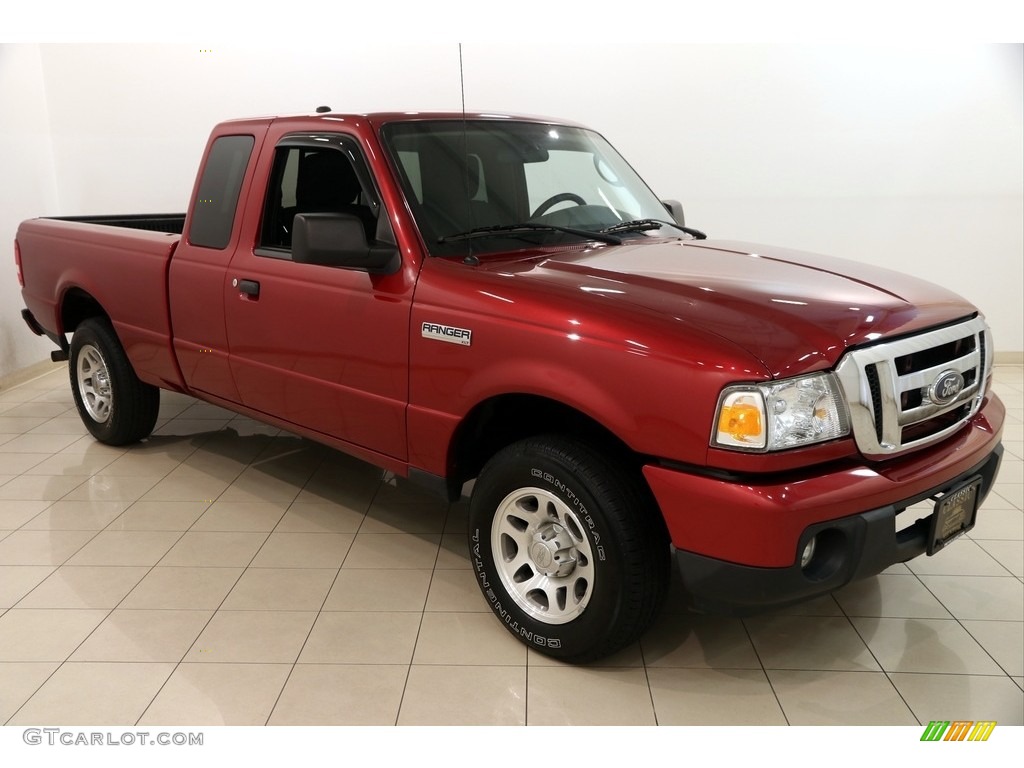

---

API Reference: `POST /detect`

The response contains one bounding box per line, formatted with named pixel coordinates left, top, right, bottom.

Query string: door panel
left=223, top=133, right=412, bottom=460
left=224, top=257, right=410, bottom=459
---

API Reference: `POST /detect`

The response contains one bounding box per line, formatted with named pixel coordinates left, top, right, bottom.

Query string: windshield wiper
left=438, top=223, right=622, bottom=246
left=600, top=219, right=707, bottom=240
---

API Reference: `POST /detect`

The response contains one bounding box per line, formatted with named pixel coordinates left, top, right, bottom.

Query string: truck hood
left=494, top=238, right=977, bottom=378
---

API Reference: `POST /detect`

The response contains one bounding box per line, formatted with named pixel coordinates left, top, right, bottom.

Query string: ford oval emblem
left=929, top=370, right=965, bottom=405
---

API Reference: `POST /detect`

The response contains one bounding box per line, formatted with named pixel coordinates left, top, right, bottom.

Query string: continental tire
left=69, top=318, right=160, bottom=445
left=468, top=435, right=669, bottom=662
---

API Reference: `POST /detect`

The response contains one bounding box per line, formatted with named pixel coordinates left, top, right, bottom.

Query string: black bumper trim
left=675, top=443, right=1004, bottom=615
left=21, top=308, right=46, bottom=337
left=21, top=309, right=68, bottom=359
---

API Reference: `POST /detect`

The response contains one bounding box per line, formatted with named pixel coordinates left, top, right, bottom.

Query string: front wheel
left=468, top=435, right=669, bottom=662
left=69, top=318, right=160, bottom=445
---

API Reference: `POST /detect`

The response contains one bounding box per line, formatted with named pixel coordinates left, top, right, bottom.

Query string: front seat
left=294, top=150, right=376, bottom=240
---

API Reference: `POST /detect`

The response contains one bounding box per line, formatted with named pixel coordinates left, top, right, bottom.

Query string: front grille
left=864, top=363, right=884, bottom=444
left=834, top=316, right=992, bottom=457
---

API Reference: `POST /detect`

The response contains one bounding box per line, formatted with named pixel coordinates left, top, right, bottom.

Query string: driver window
left=259, top=146, right=376, bottom=254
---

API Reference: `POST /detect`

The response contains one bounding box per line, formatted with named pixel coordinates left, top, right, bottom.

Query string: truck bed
left=47, top=213, right=186, bottom=235
left=17, top=215, right=184, bottom=391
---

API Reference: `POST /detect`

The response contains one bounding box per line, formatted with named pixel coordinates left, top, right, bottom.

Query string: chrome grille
left=834, top=316, right=992, bottom=457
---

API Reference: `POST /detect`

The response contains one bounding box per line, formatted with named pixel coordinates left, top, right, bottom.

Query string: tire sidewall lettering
left=468, top=436, right=665, bottom=661
left=470, top=526, right=562, bottom=649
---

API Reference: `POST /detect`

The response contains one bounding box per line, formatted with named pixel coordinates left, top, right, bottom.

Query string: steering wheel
left=531, top=192, right=587, bottom=219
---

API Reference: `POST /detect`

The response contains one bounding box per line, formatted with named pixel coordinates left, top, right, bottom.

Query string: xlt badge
left=422, top=322, right=472, bottom=346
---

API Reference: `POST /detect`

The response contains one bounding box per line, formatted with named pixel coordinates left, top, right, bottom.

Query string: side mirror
left=661, top=199, right=685, bottom=226
left=292, top=213, right=400, bottom=275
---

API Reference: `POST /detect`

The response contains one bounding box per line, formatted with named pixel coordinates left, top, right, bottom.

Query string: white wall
left=0, top=45, right=61, bottom=378
left=1, top=43, right=1021, bottom=381
left=462, top=44, right=1024, bottom=355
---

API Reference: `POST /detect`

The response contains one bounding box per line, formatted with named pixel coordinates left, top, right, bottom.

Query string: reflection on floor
left=0, top=364, right=1021, bottom=726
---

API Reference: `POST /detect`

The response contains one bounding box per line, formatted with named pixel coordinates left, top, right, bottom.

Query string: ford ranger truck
left=15, top=111, right=1005, bottom=662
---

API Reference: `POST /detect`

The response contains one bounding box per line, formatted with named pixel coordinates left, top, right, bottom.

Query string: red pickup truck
left=15, top=110, right=1005, bottom=661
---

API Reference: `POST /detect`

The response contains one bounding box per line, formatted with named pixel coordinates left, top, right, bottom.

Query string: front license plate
left=927, top=476, right=982, bottom=555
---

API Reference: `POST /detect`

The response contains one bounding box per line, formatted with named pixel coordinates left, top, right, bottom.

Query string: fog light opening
left=799, top=528, right=847, bottom=582
left=800, top=537, right=817, bottom=568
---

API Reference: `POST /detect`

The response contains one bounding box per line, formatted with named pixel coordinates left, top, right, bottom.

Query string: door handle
left=233, top=278, right=260, bottom=297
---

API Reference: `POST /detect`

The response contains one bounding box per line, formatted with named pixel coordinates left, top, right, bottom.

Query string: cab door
left=223, top=132, right=413, bottom=459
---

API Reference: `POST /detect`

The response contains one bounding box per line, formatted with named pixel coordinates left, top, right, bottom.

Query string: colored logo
left=920, top=721, right=996, bottom=741
left=929, top=370, right=965, bottom=405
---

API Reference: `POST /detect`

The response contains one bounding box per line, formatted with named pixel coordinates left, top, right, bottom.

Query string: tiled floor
left=0, top=364, right=1021, bottom=726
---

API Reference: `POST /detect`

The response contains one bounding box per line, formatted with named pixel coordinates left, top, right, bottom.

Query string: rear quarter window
left=188, top=134, right=255, bottom=249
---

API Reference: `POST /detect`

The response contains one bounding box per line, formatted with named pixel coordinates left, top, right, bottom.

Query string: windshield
left=381, top=119, right=683, bottom=257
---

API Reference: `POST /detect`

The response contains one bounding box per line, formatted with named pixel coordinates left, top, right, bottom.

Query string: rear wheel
left=69, top=318, right=159, bottom=445
left=468, top=435, right=669, bottom=662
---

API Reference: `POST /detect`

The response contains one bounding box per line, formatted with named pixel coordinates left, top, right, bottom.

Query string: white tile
left=269, top=664, right=406, bottom=725
left=22, top=500, right=129, bottom=530
left=191, top=501, right=287, bottom=532
left=745, top=615, right=879, bottom=671
left=0, top=662, right=60, bottom=722
left=70, top=609, right=213, bottom=662
left=185, top=610, right=317, bottom=664
left=0, top=609, right=108, bottom=661
left=140, top=662, right=291, bottom=725
left=322, top=568, right=431, bottom=612
left=399, top=665, right=527, bottom=725
left=274, top=502, right=365, bottom=533
left=0, top=530, right=97, bottom=565
left=527, top=666, right=655, bottom=725
left=0, top=474, right=85, bottom=501
left=221, top=568, right=336, bottom=611
left=18, top=566, right=148, bottom=609
left=961, top=620, right=1024, bottom=676
left=648, top=667, right=786, bottom=725
left=976, top=539, right=1024, bottom=577
left=7, top=662, right=175, bottom=725
left=891, top=672, right=1024, bottom=724
left=299, top=611, right=420, bottom=664
left=851, top=616, right=1004, bottom=674
left=833, top=574, right=952, bottom=619
left=642, top=613, right=762, bottom=669
left=0, top=500, right=50, bottom=529
left=249, top=532, right=352, bottom=568
left=907, top=538, right=1010, bottom=577
left=121, top=566, right=243, bottom=610
left=918, top=575, right=1024, bottom=621
left=342, top=532, right=440, bottom=570
left=413, top=612, right=526, bottom=666
left=767, top=670, right=917, bottom=725
left=67, top=530, right=182, bottom=567
left=0, top=566, right=56, bottom=609
left=159, top=531, right=268, bottom=567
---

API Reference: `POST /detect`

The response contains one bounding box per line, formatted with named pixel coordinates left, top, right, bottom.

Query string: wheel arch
left=60, top=287, right=110, bottom=337
left=448, top=393, right=646, bottom=491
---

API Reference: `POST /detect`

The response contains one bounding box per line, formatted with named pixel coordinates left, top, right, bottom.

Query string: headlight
left=713, top=372, right=851, bottom=452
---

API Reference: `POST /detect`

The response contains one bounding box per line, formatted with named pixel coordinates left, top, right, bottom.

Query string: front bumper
left=642, top=394, right=1005, bottom=614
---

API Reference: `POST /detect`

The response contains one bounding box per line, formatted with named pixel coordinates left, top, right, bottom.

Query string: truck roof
left=216, top=110, right=587, bottom=129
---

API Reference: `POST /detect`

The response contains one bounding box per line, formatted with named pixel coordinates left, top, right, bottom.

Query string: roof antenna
left=458, top=44, right=479, bottom=266
left=315, top=105, right=331, bottom=114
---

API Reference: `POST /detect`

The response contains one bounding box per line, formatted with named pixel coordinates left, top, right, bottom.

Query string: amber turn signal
left=716, top=394, right=766, bottom=448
